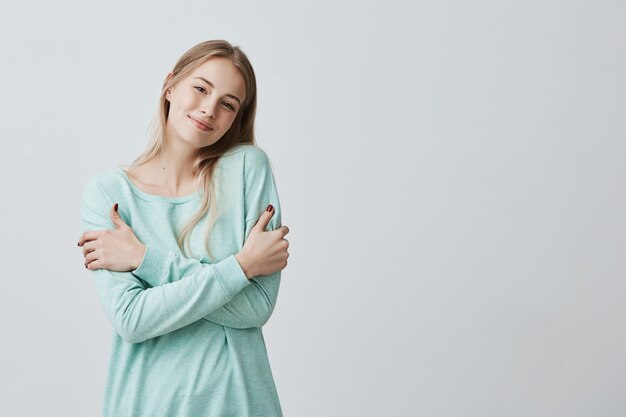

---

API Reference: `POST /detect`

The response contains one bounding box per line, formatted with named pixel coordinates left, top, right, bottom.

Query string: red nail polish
left=114, top=203, right=119, bottom=212
left=266, top=204, right=273, bottom=212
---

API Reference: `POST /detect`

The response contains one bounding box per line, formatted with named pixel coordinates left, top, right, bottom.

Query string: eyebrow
left=193, top=77, right=242, bottom=105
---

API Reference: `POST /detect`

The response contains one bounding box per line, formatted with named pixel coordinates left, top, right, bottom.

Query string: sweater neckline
left=115, top=166, right=202, bottom=203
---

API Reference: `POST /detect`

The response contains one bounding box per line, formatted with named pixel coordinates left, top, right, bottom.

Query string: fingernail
left=84, top=264, right=87, bottom=268
left=77, top=241, right=80, bottom=246
left=114, top=203, right=119, bottom=212
left=266, top=204, right=273, bottom=212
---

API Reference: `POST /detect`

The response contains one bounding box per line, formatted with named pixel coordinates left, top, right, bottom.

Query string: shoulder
left=222, top=143, right=271, bottom=163
left=81, top=167, right=126, bottom=204
left=221, top=144, right=274, bottom=173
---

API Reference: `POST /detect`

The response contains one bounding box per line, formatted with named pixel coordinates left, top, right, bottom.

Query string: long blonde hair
left=128, top=40, right=258, bottom=260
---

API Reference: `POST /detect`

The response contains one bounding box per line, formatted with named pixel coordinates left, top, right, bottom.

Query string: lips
left=188, top=115, right=213, bottom=131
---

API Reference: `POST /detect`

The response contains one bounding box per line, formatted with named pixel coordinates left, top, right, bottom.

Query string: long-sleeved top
left=80, top=144, right=283, bottom=417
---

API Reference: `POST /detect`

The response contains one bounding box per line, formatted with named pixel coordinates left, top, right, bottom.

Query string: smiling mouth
left=188, top=115, right=213, bottom=131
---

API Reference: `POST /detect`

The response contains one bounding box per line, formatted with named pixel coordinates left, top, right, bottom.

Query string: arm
left=81, top=178, right=251, bottom=343
left=131, top=148, right=283, bottom=329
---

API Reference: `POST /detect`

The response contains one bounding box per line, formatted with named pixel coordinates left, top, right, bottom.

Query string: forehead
left=189, top=58, right=246, bottom=98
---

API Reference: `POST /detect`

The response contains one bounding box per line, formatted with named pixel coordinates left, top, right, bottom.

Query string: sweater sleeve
left=81, top=178, right=252, bottom=343
left=131, top=148, right=283, bottom=329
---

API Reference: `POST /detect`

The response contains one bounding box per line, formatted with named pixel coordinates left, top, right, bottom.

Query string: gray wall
left=0, top=1, right=624, bottom=416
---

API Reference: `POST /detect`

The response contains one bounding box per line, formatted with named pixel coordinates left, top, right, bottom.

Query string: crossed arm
left=130, top=222, right=281, bottom=330
left=81, top=148, right=282, bottom=343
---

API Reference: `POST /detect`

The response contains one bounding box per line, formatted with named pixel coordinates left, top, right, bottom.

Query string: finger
left=84, top=250, right=97, bottom=265
left=110, top=203, right=126, bottom=230
left=277, top=225, right=289, bottom=237
left=78, top=230, right=103, bottom=247
left=82, top=241, right=97, bottom=257
left=85, top=258, right=99, bottom=270
left=252, top=204, right=276, bottom=232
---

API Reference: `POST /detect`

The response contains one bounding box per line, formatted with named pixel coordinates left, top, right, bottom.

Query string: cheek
left=170, top=99, right=193, bottom=129
left=221, top=112, right=238, bottom=128
left=171, top=91, right=196, bottom=112
left=180, top=95, right=198, bottom=111
left=217, top=119, right=234, bottom=133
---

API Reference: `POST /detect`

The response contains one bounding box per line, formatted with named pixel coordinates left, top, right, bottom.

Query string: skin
left=78, top=57, right=289, bottom=279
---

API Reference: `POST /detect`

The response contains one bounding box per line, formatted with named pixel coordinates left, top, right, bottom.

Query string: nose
left=201, top=97, right=218, bottom=119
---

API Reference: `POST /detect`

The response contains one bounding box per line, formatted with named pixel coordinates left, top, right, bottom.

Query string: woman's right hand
left=235, top=205, right=290, bottom=280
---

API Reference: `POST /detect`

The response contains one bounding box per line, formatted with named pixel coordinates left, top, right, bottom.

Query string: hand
left=235, top=205, right=290, bottom=279
left=78, top=203, right=146, bottom=271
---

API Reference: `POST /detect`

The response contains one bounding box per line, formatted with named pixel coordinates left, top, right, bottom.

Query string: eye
left=222, top=102, right=235, bottom=111
left=193, top=86, right=206, bottom=93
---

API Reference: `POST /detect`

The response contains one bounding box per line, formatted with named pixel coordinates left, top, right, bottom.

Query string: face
left=165, top=57, right=246, bottom=148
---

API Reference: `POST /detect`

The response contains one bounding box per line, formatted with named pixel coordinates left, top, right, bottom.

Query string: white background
left=0, top=1, right=624, bottom=416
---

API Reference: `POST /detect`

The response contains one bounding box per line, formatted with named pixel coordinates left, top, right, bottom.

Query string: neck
left=150, top=134, right=200, bottom=194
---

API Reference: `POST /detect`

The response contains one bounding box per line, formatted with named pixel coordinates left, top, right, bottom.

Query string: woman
left=77, top=40, right=289, bottom=417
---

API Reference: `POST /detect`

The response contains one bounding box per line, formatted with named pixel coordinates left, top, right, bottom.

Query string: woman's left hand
left=78, top=203, right=146, bottom=272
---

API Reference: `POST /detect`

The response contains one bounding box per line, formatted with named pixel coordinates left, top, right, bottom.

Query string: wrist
left=135, top=243, right=147, bottom=270
left=235, top=252, right=255, bottom=280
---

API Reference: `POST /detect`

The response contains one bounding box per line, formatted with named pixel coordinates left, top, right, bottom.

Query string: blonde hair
left=128, top=39, right=258, bottom=260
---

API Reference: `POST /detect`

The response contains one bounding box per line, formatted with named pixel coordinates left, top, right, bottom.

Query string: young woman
left=77, top=40, right=289, bottom=417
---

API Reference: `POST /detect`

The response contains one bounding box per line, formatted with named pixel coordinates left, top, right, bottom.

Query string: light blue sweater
left=80, top=144, right=283, bottom=417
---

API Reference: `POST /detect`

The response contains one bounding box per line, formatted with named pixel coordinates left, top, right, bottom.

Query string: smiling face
left=165, top=57, right=247, bottom=148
